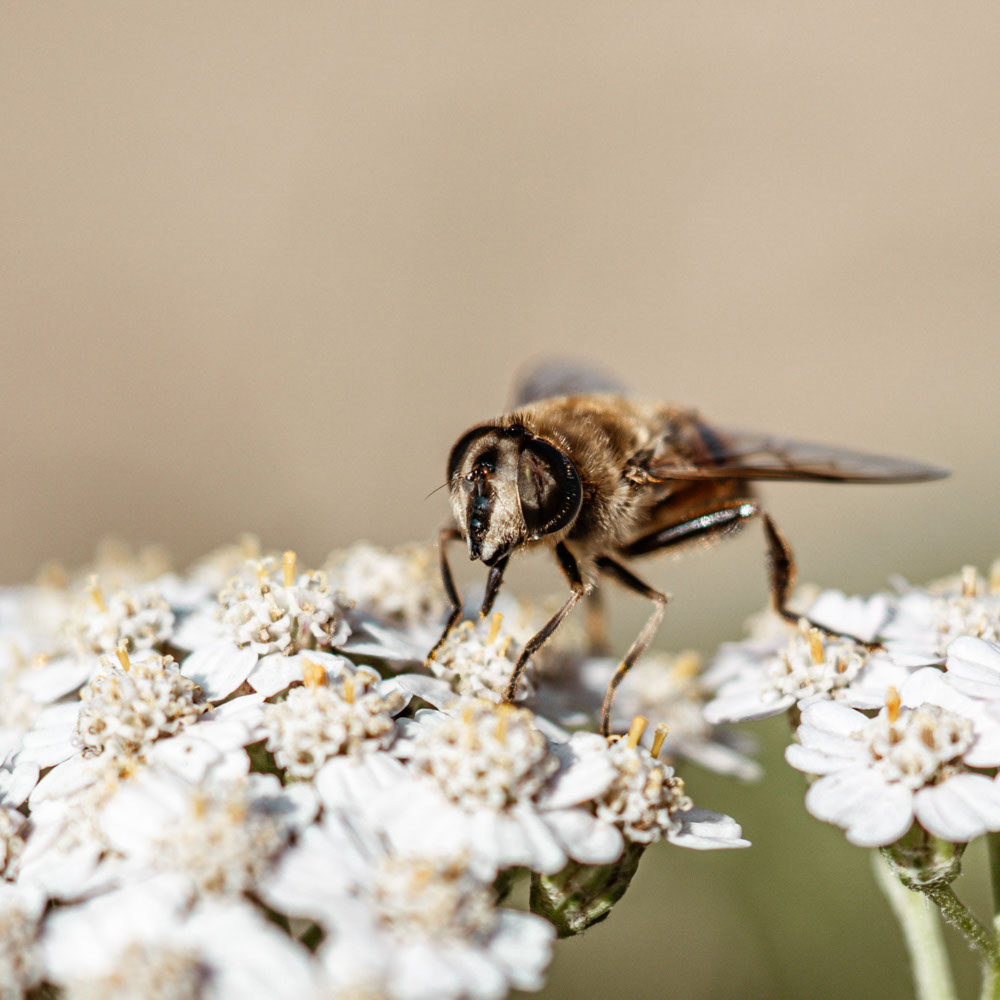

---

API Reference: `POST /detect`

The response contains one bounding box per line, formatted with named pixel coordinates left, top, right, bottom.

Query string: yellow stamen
left=495, top=703, right=513, bottom=742
left=650, top=723, right=669, bottom=758
left=990, top=559, right=1000, bottom=595
left=283, top=550, right=296, bottom=588
left=87, top=575, right=107, bottom=614
left=886, top=686, right=901, bottom=724
left=670, top=650, right=701, bottom=681
left=808, top=629, right=825, bottom=666
left=486, top=612, right=503, bottom=645
left=115, top=644, right=131, bottom=671
left=497, top=636, right=512, bottom=658
left=301, top=659, right=325, bottom=689
left=342, top=674, right=356, bottom=704
left=255, top=561, right=268, bottom=584
left=626, top=715, right=648, bottom=749
left=962, top=565, right=978, bottom=598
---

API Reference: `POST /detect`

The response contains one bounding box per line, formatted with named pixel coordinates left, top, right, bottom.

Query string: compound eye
left=447, top=427, right=496, bottom=482
left=516, top=439, right=582, bottom=538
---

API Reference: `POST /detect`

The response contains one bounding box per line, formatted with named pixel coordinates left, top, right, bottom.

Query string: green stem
left=923, top=883, right=998, bottom=966
left=981, top=833, right=1000, bottom=1000
left=872, top=851, right=958, bottom=1000
left=987, top=833, right=1000, bottom=941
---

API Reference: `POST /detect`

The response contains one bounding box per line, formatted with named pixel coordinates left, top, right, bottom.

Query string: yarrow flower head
left=176, top=551, right=353, bottom=701
left=594, top=720, right=692, bottom=843
left=70, top=578, right=175, bottom=657
left=324, top=541, right=445, bottom=628
left=428, top=612, right=534, bottom=702
left=76, top=649, right=206, bottom=761
left=705, top=620, right=875, bottom=724
left=264, top=814, right=554, bottom=1000
left=99, top=770, right=316, bottom=895
left=882, top=564, right=1000, bottom=666
left=0, top=533, right=766, bottom=999
left=786, top=670, right=1000, bottom=846
left=405, top=699, right=557, bottom=809
left=218, top=553, right=351, bottom=657
left=263, top=659, right=406, bottom=779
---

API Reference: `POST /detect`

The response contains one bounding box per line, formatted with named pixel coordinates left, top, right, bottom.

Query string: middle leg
left=593, top=556, right=669, bottom=737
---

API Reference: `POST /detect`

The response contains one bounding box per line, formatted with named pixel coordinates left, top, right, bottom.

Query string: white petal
left=807, top=591, right=890, bottom=642
left=507, top=803, right=570, bottom=874
left=0, top=760, right=40, bottom=807
left=392, top=673, right=459, bottom=710
left=806, top=769, right=913, bottom=847
left=16, top=702, right=81, bottom=768
left=946, top=637, right=1000, bottom=700
left=18, top=654, right=95, bottom=703
left=543, top=808, right=623, bottom=864
left=342, top=622, right=428, bottom=663
left=247, top=651, right=307, bottom=697
left=19, top=841, right=103, bottom=900
left=798, top=700, right=869, bottom=738
left=785, top=744, right=854, bottom=776
left=703, top=689, right=793, bottom=725
left=915, top=773, right=1000, bottom=842
left=538, top=745, right=616, bottom=809
left=186, top=898, right=319, bottom=1000
left=488, top=910, right=555, bottom=991
left=180, top=642, right=257, bottom=701
left=667, top=808, right=750, bottom=850
left=314, top=753, right=408, bottom=809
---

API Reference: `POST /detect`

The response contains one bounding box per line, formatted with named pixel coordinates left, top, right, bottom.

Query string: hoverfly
left=429, top=361, right=947, bottom=735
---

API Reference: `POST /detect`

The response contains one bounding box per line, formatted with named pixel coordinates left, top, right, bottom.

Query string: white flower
left=318, top=703, right=621, bottom=877
left=76, top=650, right=206, bottom=759
left=263, top=814, right=554, bottom=1000
left=177, top=553, right=352, bottom=700
left=569, top=725, right=750, bottom=849
left=263, top=659, right=406, bottom=779
left=786, top=671, right=1000, bottom=846
left=426, top=613, right=535, bottom=702
left=324, top=541, right=445, bottom=627
left=16, top=688, right=262, bottom=899
left=882, top=565, right=1000, bottom=667
left=98, top=769, right=316, bottom=895
left=705, top=620, right=887, bottom=724
left=69, top=581, right=175, bottom=658
left=41, top=873, right=318, bottom=1000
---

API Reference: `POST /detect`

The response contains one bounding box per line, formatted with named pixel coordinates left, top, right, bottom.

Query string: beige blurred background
left=2, top=3, right=998, bottom=997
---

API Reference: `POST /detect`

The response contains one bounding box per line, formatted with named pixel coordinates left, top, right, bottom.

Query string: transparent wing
left=647, top=426, right=949, bottom=484
left=510, top=359, right=630, bottom=407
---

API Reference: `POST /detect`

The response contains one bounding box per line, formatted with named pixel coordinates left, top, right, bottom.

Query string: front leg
left=426, top=526, right=464, bottom=663
left=503, top=542, right=586, bottom=702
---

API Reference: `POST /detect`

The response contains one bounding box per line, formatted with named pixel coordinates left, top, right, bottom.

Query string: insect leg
left=503, top=542, right=586, bottom=702
left=621, top=500, right=760, bottom=557
left=622, top=501, right=876, bottom=647
left=594, top=556, right=669, bottom=737
left=585, top=588, right=611, bottom=655
left=426, top=526, right=465, bottom=663
left=479, top=553, right=511, bottom=618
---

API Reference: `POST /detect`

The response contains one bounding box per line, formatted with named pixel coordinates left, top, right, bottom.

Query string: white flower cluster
left=707, top=560, right=1000, bottom=848
left=0, top=539, right=748, bottom=1000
